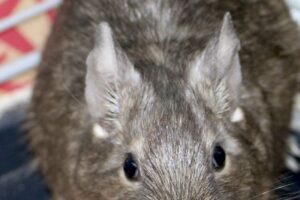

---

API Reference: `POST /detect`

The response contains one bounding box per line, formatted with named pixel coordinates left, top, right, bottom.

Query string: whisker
left=250, top=182, right=296, bottom=200
left=278, top=191, right=300, bottom=200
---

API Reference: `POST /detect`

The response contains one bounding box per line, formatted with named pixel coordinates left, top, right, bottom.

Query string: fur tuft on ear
left=189, top=12, right=242, bottom=115
left=85, top=22, right=140, bottom=122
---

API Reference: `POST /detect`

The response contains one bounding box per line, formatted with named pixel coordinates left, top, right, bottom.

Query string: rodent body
left=28, top=0, right=300, bottom=199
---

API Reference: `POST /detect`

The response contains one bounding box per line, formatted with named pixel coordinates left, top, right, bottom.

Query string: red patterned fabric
left=0, top=0, right=57, bottom=96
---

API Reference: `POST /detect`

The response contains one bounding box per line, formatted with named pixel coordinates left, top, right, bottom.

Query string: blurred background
left=0, top=0, right=61, bottom=199
left=0, top=0, right=60, bottom=128
left=0, top=0, right=300, bottom=199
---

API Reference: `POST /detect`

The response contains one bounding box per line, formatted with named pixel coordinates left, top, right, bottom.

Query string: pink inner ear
left=215, top=13, right=242, bottom=104
left=187, top=13, right=242, bottom=115
left=85, top=22, right=118, bottom=120
left=217, top=13, right=240, bottom=72
left=85, top=22, right=141, bottom=121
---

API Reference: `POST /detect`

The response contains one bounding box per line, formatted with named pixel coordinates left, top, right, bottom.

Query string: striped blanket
left=0, top=0, right=60, bottom=126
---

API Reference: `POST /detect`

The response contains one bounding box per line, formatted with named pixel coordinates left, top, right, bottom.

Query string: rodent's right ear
left=85, top=22, right=140, bottom=125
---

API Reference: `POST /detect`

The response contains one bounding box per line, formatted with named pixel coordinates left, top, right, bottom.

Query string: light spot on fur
left=230, top=107, right=244, bottom=123
left=288, top=135, right=300, bottom=156
left=93, top=124, right=109, bottom=139
left=129, top=137, right=145, bottom=158
left=147, top=45, right=165, bottom=65
left=223, top=136, right=242, bottom=155
left=286, top=156, right=300, bottom=172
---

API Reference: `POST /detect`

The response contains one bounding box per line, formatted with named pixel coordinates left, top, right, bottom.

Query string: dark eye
left=212, top=145, right=226, bottom=170
left=123, top=153, right=140, bottom=181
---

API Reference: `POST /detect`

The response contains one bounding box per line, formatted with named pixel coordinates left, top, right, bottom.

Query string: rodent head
left=76, top=13, right=271, bottom=200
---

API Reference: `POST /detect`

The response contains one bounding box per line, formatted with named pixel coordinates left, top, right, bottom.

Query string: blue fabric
left=0, top=121, right=49, bottom=200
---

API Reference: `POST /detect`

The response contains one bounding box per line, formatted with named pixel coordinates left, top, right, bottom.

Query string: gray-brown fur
left=28, top=0, right=300, bottom=199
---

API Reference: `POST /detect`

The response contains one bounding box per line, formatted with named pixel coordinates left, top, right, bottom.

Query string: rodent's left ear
left=189, top=13, right=242, bottom=115
left=85, top=22, right=140, bottom=125
left=216, top=12, right=242, bottom=110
